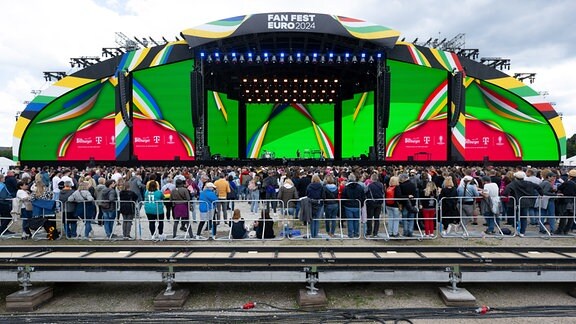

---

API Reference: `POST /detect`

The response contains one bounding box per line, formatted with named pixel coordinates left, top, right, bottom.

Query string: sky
left=1, top=0, right=575, bottom=153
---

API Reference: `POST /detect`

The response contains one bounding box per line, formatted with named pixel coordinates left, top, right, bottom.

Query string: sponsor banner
left=133, top=119, right=194, bottom=160
left=465, top=120, right=521, bottom=161
left=58, top=119, right=115, bottom=160
left=387, top=120, right=447, bottom=161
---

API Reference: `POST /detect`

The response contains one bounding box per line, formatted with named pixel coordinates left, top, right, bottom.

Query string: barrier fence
left=1, top=196, right=575, bottom=241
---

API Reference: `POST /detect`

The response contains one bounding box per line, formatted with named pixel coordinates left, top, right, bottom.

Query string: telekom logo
left=153, top=136, right=160, bottom=144
left=424, top=136, right=430, bottom=144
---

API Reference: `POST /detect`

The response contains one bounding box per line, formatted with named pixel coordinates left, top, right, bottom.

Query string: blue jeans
left=484, top=211, right=498, bottom=233
left=402, top=208, right=416, bottom=236
left=103, top=210, right=116, bottom=237
left=309, top=203, right=323, bottom=238
left=324, top=203, right=338, bottom=235
left=386, top=206, right=401, bottom=236
left=344, top=207, right=360, bottom=238
left=540, top=200, right=556, bottom=232
left=248, top=191, right=259, bottom=213
left=518, top=207, right=529, bottom=234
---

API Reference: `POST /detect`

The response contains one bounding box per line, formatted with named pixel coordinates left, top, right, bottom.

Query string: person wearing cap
left=538, top=172, right=558, bottom=234
left=555, top=169, right=576, bottom=235
left=197, top=182, right=218, bottom=238
left=502, top=171, right=543, bottom=237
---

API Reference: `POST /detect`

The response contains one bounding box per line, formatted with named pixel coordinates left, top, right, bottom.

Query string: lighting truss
left=43, top=71, right=67, bottom=82
left=200, top=51, right=381, bottom=66
left=513, top=73, right=536, bottom=84
left=69, top=56, right=101, bottom=68
left=480, top=57, right=511, bottom=70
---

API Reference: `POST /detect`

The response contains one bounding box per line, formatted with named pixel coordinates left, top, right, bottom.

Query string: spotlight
left=312, top=53, right=318, bottom=64
left=360, top=53, right=366, bottom=63
left=231, top=52, right=237, bottom=64
left=344, top=53, right=350, bottom=63
left=263, top=53, right=269, bottom=64
left=239, top=54, right=245, bottom=63
left=328, top=53, right=334, bottom=63
left=368, top=55, right=374, bottom=64
left=296, top=53, right=302, bottom=63
left=214, top=53, right=220, bottom=63
left=255, top=55, right=262, bottom=64
left=336, top=55, right=342, bottom=64
left=288, top=54, right=293, bottom=63
left=352, top=55, right=358, bottom=64
left=206, top=55, right=213, bottom=63
left=272, top=54, right=278, bottom=64
left=223, top=54, right=229, bottom=64
left=304, top=55, right=310, bottom=64
left=247, top=53, right=253, bottom=63
left=320, top=54, right=326, bottom=64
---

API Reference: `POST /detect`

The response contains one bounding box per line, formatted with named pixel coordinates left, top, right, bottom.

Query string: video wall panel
left=207, top=91, right=239, bottom=158
left=342, top=92, right=374, bottom=158
left=131, top=60, right=196, bottom=161
left=386, top=60, right=449, bottom=161
left=245, top=103, right=334, bottom=159
left=20, top=80, right=117, bottom=161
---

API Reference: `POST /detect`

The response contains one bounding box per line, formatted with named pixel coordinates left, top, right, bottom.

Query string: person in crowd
left=0, top=174, right=14, bottom=235
left=230, top=209, right=248, bottom=239
left=100, top=180, right=118, bottom=239
left=263, top=170, right=280, bottom=214
left=323, top=174, right=339, bottom=237
left=480, top=176, right=500, bottom=235
left=128, top=171, right=145, bottom=202
left=144, top=181, right=166, bottom=240
left=160, top=176, right=176, bottom=222
left=385, top=176, right=402, bottom=237
left=398, top=173, right=418, bottom=237
left=171, top=179, right=192, bottom=238
left=420, top=181, right=438, bottom=237
left=342, top=173, right=365, bottom=238
left=239, top=168, right=252, bottom=200
left=502, top=171, right=544, bottom=237
left=538, top=172, right=558, bottom=233
left=366, top=173, right=385, bottom=238
left=197, top=182, right=218, bottom=238
left=306, top=174, right=325, bottom=238
left=214, top=173, right=231, bottom=225
left=277, top=178, right=298, bottom=218
left=59, top=181, right=77, bottom=238
left=94, top=177, right=106, bottom=226
left=439, top=176, right=460, bottom=235
left=15, top=181, right=33, bottom=239
left=555, top=169, right=576, bottom=235
left=118, top=180, right=138, bottom=240
left=247, top=177, right=260, bottom=215
left=456, top=175, right=480, bottom=229
left=253, top=209, right=275, bottom=239
left=68, top=181, right=95, bottom=240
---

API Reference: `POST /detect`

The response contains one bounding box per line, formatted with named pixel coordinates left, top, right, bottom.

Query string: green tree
left=567, top=134, right=576, bottom=159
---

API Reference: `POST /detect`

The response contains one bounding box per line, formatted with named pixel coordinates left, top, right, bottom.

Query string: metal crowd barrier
left=2, top=195, right=576, bottom=242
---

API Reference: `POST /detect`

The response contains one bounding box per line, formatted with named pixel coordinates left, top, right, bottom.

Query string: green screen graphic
left=342, top=92, right=374, bottom=158
left=245, top=103, right=334, bottom=159
left=207, top=91, right=239, bottom=158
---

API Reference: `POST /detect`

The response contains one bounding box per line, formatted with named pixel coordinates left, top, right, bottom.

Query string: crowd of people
left=1, top=163, right=575, bottom=240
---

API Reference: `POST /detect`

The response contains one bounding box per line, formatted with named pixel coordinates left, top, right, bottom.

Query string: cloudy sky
left=1, top=0, right=575, bottom=152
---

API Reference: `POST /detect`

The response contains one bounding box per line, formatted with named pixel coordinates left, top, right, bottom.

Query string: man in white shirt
left=52, top=171, right=62, bottom=201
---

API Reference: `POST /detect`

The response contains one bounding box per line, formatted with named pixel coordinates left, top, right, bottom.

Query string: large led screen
left=386, top=60, right=449, bottom=161
left=131, top=60, right=196, bottom=161
left=207, top=91, right=239, bottom=158
left=342, top=92, right=374, bottom=158
left=19, top=80, right=117, bottom=161
left=464, top=80, right=558, bottom=161
left=246, top=103, right=334, bottom=159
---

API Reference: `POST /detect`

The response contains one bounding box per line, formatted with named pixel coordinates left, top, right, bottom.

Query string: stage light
left=287, top=54, right=293, bottom=63
left=345, top=53, right=350, bottom=63
left=324, top=79, right=328, bottom=83
left=271, top=55, right=277, bottom=64
left=368, top=55, right=374, bottom=64
left=312, top=53, right=318, bottom=64
left=293, top=78, right=298, bottom=83
left=296, top=53, right=302, bottom=63
left=320, top=54, right=326, bottom=64
left=247, top=53, right=253, bottom=63
left=242, top=78, right=248, bottom=82
left=275, top=98, right=279, bottom=102
left=253, top=78, right=258, bottom=82
left=334, top=79, right=339, bottom=83
left=313, top=79, right=318, bottom=83
left=377, top=53, right=382, bottom=59
left=206, top=55, right=213, bottom=63
left=360, top=53, right=366, bottom=63
left=352, top=55, right=358, bottom=64
left=214, top=53, right=220, bottom=63
left=266, top=98, right=270, bottom=102
left=304, top=78, right=308, bottom=83
left=231, top=53, right=237, bottom=64
left=239, top=54, right=245, bottom=63
left=304, top=55, right=310, bottom=64
left=200, top=52, right=205, bottom=59
left=311, top=98, right=315, bottom=102
left=223, top=55, right=229, bottom=63
left=336, top=55, right=342, bottom=64
left=255, top=55, right=262, bottom=63
left=248, top=98, right=252, bottom=102
left=273, top=78, right=278, bottom=82
left=263, top=53, right=269, bottom=64
left=283, top=78, right=288, bottom=82
left=263, top=78, right=268, bottom=82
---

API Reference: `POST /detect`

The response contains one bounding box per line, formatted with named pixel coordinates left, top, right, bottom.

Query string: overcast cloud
left=1, top=0, right=575, bottom=155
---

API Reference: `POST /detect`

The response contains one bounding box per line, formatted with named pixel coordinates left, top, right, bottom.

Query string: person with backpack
left=100, top=180, right=118, bottom=239
left=171, top=179, right=192, bottom=238
left=366, top=173, right=385, bottom=237
left=59, top=181, right=77, bottom=238
left=306, top=174, right=325, bottom=238
left=385, top=176, right=402, bottom=237
left=144, top=181, right=166, bottom=240
left=67, top=181, right=95, bottom=240
left=118, top=180, right=138, bottom=240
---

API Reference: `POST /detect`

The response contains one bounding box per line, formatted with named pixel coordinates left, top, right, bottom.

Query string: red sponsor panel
left=464, top=120, right=521, bottom=161
left=58, top=119, right=115, bottom=160
left=132, top=119, right=194, bottom=161
left=387, top=120, right=447, bottom=161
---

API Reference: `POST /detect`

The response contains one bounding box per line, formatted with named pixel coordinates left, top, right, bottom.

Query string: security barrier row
left=1, top=196, right=575, bottom=241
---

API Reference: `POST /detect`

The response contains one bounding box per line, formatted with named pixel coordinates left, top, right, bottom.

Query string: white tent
left=0, top=157, right=16, bottom=174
